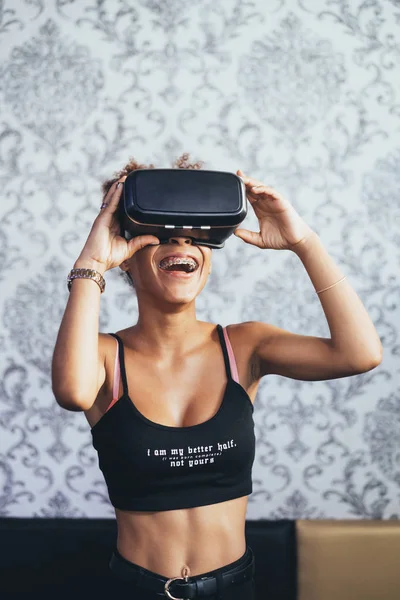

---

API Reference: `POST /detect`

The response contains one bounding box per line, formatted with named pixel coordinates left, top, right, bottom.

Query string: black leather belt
left=109, top=545, right=255, bottom=599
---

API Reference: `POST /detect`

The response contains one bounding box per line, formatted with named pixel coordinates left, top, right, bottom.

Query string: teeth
left=159, top=256, right=198, bottom=272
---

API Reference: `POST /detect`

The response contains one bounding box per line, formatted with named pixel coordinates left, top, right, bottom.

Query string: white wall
left=0, top=0, right=399, bottom=518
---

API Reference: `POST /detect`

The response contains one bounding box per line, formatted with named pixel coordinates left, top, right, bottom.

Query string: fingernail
left=116, top=182, right=122, bottom=188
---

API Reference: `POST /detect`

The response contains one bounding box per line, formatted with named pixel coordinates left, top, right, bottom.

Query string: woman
left=52, top=153, right=383, bottom=599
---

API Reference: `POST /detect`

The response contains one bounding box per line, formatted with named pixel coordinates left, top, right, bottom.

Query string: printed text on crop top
left=90, top=324, right=256, bottom=511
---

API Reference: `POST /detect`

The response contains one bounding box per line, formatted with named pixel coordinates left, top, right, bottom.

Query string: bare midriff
left=115, top=494, right=249, bottom=578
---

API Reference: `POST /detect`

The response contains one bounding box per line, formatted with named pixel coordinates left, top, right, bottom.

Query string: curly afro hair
left=102, top=153, right=205, bottom=288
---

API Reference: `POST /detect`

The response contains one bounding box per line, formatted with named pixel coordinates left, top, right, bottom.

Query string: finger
left=101, top=179, right=118, bottom=201
left=239, top=173, right=265, bottom=188
left=102, top=178, right=119, bottom=202
left=249, top=185, right=281, bottom=204
left=126, top=235, right=160, bottom=257
left=250, top=186, right=273, bottom=195
left=97, top=180, right=126, bottom=230
left=237, top=170, right=265, bottom=191
left=101, top=176, right=127, bottom=213
left=251, top=184, right=277, bottom=193
left=237, top=169, right=252, bottom=182
left=246, top=187, right=266, bottom=203
left=246, top=194, right=260, bottom=205
left=234, top=228, right=264, bottom=247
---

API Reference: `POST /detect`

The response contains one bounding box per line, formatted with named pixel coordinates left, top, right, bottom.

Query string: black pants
left=109, top=545, right=256, bottom=599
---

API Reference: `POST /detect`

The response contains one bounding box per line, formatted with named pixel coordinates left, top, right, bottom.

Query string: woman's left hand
left=234, top=169, right=315, bottom=250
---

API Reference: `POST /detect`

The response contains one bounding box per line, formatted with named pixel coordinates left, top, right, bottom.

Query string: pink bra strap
left=106, top=337, right=120, bottom=413
left=222, top=327, right=240, bottom=384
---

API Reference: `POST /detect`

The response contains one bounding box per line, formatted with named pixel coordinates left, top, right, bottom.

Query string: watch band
left=67, top=268, right=106, bottom=294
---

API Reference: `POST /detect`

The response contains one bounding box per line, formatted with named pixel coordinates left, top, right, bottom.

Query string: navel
left=181, top=565, right=190, bottom=580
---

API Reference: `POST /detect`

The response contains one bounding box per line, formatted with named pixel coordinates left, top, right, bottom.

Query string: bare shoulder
left=98, top=331, right=118, bottom=357
left=98, top=326, right=137, bottom=374
left=99, top=326, right=134, bottom=349
left=225, top=320, right=275, bottom=349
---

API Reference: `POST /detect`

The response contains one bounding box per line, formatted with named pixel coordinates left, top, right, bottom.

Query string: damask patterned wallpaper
left=0, top=0, right=399, bottom=519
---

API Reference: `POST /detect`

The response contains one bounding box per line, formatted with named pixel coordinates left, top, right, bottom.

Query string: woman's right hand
left=74, top=177, right=160, bottom=273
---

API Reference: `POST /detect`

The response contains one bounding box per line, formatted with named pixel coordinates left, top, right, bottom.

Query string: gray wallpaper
left=0, top=0, right=399, bottom=519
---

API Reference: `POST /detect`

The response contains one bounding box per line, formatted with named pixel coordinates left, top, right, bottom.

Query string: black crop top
left=90, top=324, right=255, bottom=511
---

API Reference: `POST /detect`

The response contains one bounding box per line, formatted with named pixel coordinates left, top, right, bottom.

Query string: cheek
left=129, top=256, right=150, bottom=288
left=129, top=249, right=154, bottom=279
left=130, top=263, right=150, bottom=287
left=202, top=249, right=212, bottom=268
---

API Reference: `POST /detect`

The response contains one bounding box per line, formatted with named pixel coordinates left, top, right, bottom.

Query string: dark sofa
left=0, top=518, right=296, bottom=599
left=1, top=518, right=399, bottom=599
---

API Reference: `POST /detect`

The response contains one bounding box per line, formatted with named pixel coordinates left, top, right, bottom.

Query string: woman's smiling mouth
left=158, top=253, right=200, bottom=277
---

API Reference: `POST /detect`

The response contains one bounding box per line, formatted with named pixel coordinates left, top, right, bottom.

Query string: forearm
left=292, top=232, right=383, bottom=367
left=51, top=259, right=105, bottom=410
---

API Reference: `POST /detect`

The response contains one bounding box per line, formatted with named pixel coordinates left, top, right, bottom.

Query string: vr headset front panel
left=119, top=169, right=247, bottom=249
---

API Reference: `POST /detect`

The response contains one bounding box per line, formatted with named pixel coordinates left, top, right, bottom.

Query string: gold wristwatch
left=67, top=268, right=106, bottom=293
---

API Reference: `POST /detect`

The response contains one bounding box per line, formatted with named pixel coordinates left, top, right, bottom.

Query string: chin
left=137, top=275, right=208, bottom=306
left=158, top=281, right=207, bottom=305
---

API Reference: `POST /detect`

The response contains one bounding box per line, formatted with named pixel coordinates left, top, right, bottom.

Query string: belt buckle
left=164, top=572, right=190, bottom=599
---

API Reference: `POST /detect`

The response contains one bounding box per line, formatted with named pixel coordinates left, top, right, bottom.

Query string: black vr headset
left=118, top=168, right=247, bottom=249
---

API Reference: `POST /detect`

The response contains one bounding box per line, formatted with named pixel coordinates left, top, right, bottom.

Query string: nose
left=168, top=236, right=194, bottom=246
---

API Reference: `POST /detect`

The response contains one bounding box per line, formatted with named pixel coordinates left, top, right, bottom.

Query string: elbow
left=51, top=367, right=95, bottom=411
left=56, top=400, right=85, bottom=413
left=53, top=391, right=86, bottom=412
left=350, top=346, right=383, bottom=374
left=52, top=384, right=93, bottom=412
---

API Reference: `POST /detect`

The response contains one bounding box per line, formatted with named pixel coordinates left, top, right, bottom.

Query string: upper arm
left=240, top=321, right=379, bottom=382
left=80, top=333, right=114, bottom=420
left=80, top=334, right=117, bottom=426
left=52, top=332, right=111, bottom=412
left=96, top=333, right=109, bottom=393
